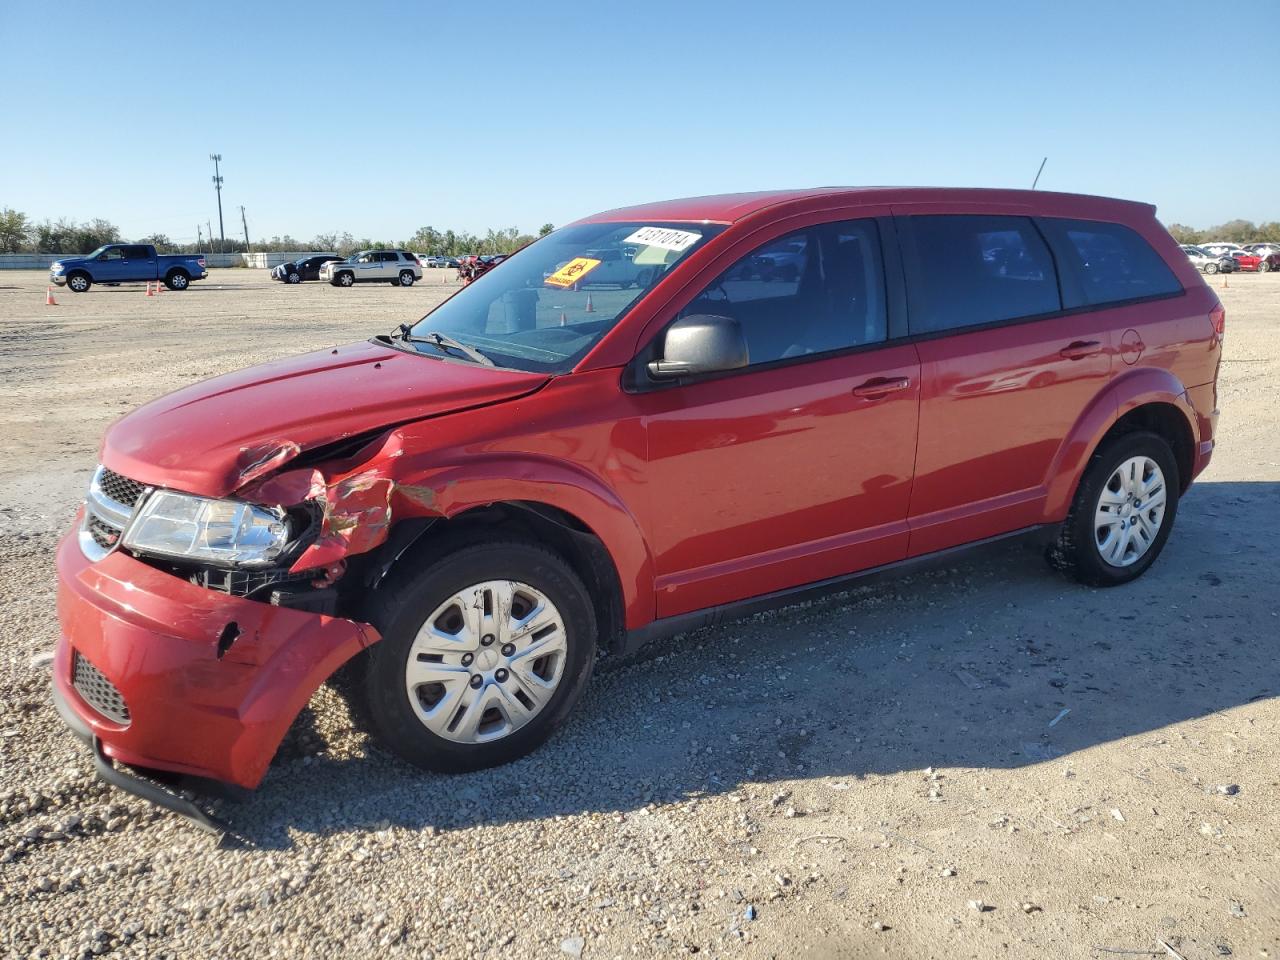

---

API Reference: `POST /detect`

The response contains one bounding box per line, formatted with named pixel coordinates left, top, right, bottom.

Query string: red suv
left=53, top=188, right=1223, bottom=821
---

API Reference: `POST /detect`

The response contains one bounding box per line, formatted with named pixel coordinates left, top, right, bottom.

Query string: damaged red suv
left=54, top=188, right=1222, bottom=819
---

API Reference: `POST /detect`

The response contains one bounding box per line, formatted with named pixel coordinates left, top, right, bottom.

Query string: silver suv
left=320, top=250, right=423, bottom=287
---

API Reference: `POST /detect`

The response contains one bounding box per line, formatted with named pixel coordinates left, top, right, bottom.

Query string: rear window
left=898, top=215, right=1061, bottom=335
left=1041, top=219, right=1182, bottom=307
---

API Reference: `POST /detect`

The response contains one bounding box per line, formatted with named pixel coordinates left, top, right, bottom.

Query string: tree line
left=1165, top=220, right=1280, bottom=245
left=0, top=208, right=557, bottom=256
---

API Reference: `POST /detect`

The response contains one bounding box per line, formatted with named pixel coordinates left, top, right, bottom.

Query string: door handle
left=852, top=376, right=912, bottom=399
left=1059, top=340, right=1102, bottom=360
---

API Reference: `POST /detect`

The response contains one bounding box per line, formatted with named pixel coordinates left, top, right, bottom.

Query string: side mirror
left=648, top=314, right=749, bottom=380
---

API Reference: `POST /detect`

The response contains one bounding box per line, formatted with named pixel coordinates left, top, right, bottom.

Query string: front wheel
left=67, top=273, right=91, bottom=293
left=165, top=271, right=190, bottom=290
left=335, top=272, right=354, bottom=287
left=1260, top=260, right=1272, bottom=273
left=287, top=271, right=302, bottom=283
left=1204, top=262, right=1218, bottom=275
left=1048, top=430, right=1179, bottom=587
left=399, top=270, right=415, bottom=287
left=361, top=540, right=596, bottom=773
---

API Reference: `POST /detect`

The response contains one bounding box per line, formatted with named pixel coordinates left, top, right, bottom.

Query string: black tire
left=67, top=272, right=91, bottom=293
left=334, top=271, right=354, bottom=287
left=1204, top=262, right=1218, bottom=275
left=399, top=270, right=415, bottom=287
left=361, top=539, right=596, bottom=773
left=1261, top=260, right=1272, bottom=273
left=1048, top=430, right=1180, bottom=587
left=165, top=270, right=190, bottom=291
left=287, top=271, right=302, bottom=284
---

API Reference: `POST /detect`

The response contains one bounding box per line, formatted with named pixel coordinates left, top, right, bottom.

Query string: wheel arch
left=371, top=500, right=628, bottom=657
left=1043, top=367, right=1199, bottom=521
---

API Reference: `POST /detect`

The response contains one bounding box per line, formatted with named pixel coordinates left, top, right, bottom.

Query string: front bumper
left=50, top=273, right=67, bottom=286
left=53, top=525, right=379, bottom=789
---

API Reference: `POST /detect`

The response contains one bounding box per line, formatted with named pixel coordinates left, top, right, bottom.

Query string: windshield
left=403, top=222, right=721, bottom=372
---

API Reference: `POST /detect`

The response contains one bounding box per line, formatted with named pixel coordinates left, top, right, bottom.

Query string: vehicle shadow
left=223, top=479, right=1278, bottom=849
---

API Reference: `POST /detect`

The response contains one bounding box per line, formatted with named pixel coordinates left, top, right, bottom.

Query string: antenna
left=1031, top=156, right=1048, bottom=191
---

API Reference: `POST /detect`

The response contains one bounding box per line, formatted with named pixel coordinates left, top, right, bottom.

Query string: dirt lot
left=1, top=268, right=1276, bottom=960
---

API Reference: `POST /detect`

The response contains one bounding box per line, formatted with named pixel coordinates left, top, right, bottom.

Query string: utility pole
left=197, top=224, right=203, bottom=250
left=240, top=205, right=250, bottom=252
left=209, top=153, right=226, bottom=252
left=207, top=220, right=214, bottom=256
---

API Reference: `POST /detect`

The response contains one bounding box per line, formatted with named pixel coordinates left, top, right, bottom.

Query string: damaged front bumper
left=52, top=531, right=380, bottom=795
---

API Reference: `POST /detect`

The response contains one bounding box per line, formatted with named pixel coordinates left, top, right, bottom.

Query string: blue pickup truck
left=50, top=244, right=209, bottom=292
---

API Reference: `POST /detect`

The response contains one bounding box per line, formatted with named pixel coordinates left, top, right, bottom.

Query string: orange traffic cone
left=146, top=282, right=155, bottom=297
left=584, top=294, right=595, bottom=313
left=45, top=286, right=57, bottom=306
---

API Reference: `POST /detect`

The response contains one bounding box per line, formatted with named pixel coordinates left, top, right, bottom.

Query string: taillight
left=197, top=257, right=207, bottom=267
left=1209, top=304, right=1225, bottom=337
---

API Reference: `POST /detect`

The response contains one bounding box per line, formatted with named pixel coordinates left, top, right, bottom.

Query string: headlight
left=51, top=263, right=64, bottom=273
left=123, top=491, right=291, bottom=567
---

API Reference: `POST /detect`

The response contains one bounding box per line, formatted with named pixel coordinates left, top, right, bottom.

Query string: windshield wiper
left=395, top=324, right=494, bottom=366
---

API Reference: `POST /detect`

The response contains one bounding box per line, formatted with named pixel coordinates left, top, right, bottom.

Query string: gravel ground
left=1, top=268, right=1277, bottom=960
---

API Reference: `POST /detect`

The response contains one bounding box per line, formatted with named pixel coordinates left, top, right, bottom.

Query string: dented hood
left=102, top=339, right=549, bottom=496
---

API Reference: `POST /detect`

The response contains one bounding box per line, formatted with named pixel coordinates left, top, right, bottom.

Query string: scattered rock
left=1228, top=901, right=1246, bottom=919
left=1215, top=784, right=1240, bottom=796
left=968, top=899, right=991, bottom=913
left=872, top=921, right=888, bottom=932
left=560, top=936, right=585, bottom=958
left=743, top=905, right=757, bottom=921
left=1020, top=902, right=1040, bottom=914
left=940, top=868, right=956, bottom=878
left=1110, top=808, right=1126, bottom=823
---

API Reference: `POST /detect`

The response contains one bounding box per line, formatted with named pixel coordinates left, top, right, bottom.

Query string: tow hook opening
left=216, top=622, right=241, bottom=660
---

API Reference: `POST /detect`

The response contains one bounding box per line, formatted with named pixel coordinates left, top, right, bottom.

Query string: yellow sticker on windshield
left=544, top=257, right=601, bottom=288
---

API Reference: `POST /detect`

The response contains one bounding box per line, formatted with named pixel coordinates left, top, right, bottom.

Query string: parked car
left=422, top=255, right=452, bottom=268
left=270, top=254, right=342, bottom=283
left=1260, top=251, right=1280, bottom=273
left=49, top=244, right=208, bottom=293
left=319, top=250, right=423, bottom=287
left=1242, top=242, right=1280, bottom=254
left=1229, top=251, right=1263, bottom=272
left=1180, top=244, right=1236, bottom=274
left=1199, top=242, right=1249, bottom=258
left=51, top=187, right=1223, bottom=823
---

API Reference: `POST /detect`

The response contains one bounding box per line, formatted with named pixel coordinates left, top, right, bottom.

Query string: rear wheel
left=1048, top=430, right=1179, bottom=587
left=67, top=272, right=91, bottom=293
left=361, top=540, right=596, bottom=773
left=1260, top=260, right=1272, bottom=273
left=165, top=270, right=190, bottom=291
left=1204, top=261, right=1218, bottom=275
left=399, top=270, right=415, bottom=287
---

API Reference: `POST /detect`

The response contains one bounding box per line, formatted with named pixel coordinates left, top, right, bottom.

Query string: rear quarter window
left=1041, top=218, right=1182, bottom=307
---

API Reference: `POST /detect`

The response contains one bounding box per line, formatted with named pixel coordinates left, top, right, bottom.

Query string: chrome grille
left=86, top=515, right=121, bottom=551
left=98, top=468, right=146, bottom=508
left=79, top=465, right=150, bottom=562
left=72, top=652, right=131, bottom=725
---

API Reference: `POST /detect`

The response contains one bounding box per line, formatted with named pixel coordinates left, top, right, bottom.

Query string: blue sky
left=1, top=1, right=1276, bottom=244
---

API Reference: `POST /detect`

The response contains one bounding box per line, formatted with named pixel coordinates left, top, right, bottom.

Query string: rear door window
left=1040, top=218, right=1182, bottom=307
left=897, top=215, right=1061, bottom=335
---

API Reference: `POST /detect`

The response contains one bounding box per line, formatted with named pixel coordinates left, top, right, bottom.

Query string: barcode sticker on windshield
left=623, top=226, right=702, bottom=252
